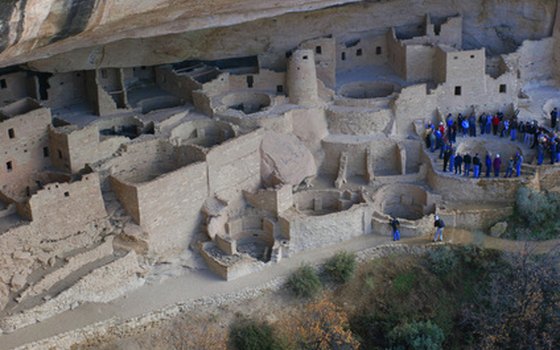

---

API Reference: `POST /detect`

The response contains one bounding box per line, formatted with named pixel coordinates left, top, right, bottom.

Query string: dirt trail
left=0, top=229, right=557, bottom=350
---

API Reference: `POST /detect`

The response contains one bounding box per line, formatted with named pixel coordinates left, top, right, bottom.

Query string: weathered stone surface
left=490, top=221, right=508, bottom=238
left=261, top=132, right=317, bottom=187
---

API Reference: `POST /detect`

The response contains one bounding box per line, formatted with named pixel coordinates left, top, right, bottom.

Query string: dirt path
left=1, top=229, right=558, bottom=350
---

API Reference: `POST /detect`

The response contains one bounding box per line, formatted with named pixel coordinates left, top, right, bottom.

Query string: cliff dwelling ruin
left=1, top=0, right=560, bottom=346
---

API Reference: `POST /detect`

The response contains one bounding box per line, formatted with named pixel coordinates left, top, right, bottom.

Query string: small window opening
left=315, top=46, right=322, bottom=54
left=6, top=161, right=13, bottom=172
left=434, top=24, right=442, bottom=36
left=58, top=149, right=63, bottom=159
left=470, top=55, right=475, bottom=59
left=43, top=147, right=49, bottom=158
left=356, top=48, right=363, bottom=56
left=302, top=55, right=308, bottom=60
left=376, top=46, right=382, bottom=55
left=0, top=79, right=6, bottom=89
left=285, top=51, right=292, bottom=58
left=64, top=192, right=69, bottom=197
left=454, top=86, right=462, bottom=96
left=276, top=85, right=284, bottom=93
left=341, top=52, right=346, bottom=61
left=499, top=84, right=507, bottom=93
left=246, top=75, right=254, bottom=88
left=8, top=128, right=15, bottom=139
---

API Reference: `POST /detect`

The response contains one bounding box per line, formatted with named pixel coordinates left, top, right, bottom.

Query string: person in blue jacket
left=514, top=152, right=523, bottom=177
left=485, top=152, right=492, bottom=178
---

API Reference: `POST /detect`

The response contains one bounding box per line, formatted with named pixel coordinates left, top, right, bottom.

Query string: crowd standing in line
left=424, top=108, right=560, bottom=178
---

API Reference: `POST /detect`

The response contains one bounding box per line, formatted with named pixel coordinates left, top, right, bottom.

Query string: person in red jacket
left=492, top=114, right=500, bottom=135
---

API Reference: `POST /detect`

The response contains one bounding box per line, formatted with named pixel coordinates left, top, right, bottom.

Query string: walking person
left=390, top=217, right=400, bottom=241
left=551, top=107, right=557, bottom=130
left=433, top=215, right=445, bottom=242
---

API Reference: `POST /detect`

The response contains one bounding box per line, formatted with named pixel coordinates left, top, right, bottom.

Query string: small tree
left=287, top=264, right=322, bottom=298
left=323, top=251, right=357, bottom=284
left=388, top=320, right=445, bottom=350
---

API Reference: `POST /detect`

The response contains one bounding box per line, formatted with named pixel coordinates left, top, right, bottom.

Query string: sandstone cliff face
left=0, top=0, right=360, bottom=69
left=0, top=0, right=558, bottom=72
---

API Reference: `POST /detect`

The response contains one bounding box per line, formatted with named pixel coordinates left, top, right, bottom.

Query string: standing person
left=463, top=152, right=472, bottom=177
left=515, top=152, right=523, bottom=177
left=433, top=215, right=445, bottom=242
left=493, top=154, right=502, bottom=177
left=485, top=114, right=492, bottom=134
left=479, top=113, right=486, bottom=135
left=443, top=145, right=452, bottom=172
left=449, top=148, right=455, bottom=174
left=551, top=107, right=557, bottom=130
left=501, top=119, right=510, bottom=138
left=537, top=141, right=544, bottom=165
left=492, top=114, right=500, bottom=135
left=472, top=153, right=481, bottom=178
left=450, top=122, right=457, bottom=144
left=454, top=153, right=463, bottom=175
left=504, top=157, right=514, bottom=178
left=429, top=130, right=436, bottom=152
left=550, top=140, right=557, bottom=165
left=485, top=152, right=492, bottom=178
left=510, top=118, right=518, bottom=142
left=390, top=217, right=400, bottom=241
left=461, top=118, right=469, bottom=137
left=469, top=114, right=477, bottom=137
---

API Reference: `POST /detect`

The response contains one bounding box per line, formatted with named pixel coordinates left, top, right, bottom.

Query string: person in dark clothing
left=504, top=157, right=514, bottom=178
left=551, top=107, right=557, bottom=130
left=443, top=146, right=451, bottom=172
left=468, top=114, right=476, bottom=137
left=472, top=153, right=481, bottom=178
left=454, top=153, right=463, bottom=175
left=485, top=152, right=492, bottom=178
left=390, top=217, right=400, bottom=241
left=537, top=141, right=544, bottom=165
left=551, top=140, right=558, bottom=165
left=478, top=114, right=486, bottom=135
left=450, top=122, right=457, bottom=143
left=433, top=215, right=445, bottom=242
left=463, top=153, right=472, bottom=177
left=510, top=118, right=518, bottom=141
left=493, top=154, right=502, bottom=177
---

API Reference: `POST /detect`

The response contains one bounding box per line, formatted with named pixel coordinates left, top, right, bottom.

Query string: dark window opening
left=302, top=55, right=308, bottom=60
left=454, top=86, right=462, bottom=96
left=6, top=161, right=12, bottom=172
left=341, top=52, right=346, bottom=61
left=454, top=56, right=458, bottom=60
left=246, top=75, right=254, bottom=88
left=8, top=128, right=15, bottom=139
left=64, top=191, right=69, bottom=197
left=0, top=79, right=6, bottom=89
left=43, top=147, right=49, bottom=158
left=57, top=149, right=63, bottom=159
left=285, top=51, right=292, bottom=58
left=276, top=85, right=284, bottom=93
left=434, top=24, right=442, bottom=36
left=499, top=84, right=507, bottom=93
left=356, top=48, right=363, bottom=56
left=470, top=55, right=475, bottom=59
left=37, top=72, right=51, bottom=100
left=315, top=46, right=322, bottom=54
left=376, top=46, right=382, bottom=55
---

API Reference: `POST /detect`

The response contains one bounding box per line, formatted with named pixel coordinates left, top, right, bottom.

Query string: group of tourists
left=424, top=108, right=560, bottom=178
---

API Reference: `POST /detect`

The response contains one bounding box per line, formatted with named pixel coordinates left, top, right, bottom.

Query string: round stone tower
left=287, top=49, right=318, bottom=106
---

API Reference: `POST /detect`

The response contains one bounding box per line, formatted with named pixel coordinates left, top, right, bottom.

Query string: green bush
left=229, top=319, right=285, bottom=350
left=388, top=320, right=445, bottom=350
left=287, top=264, right=322, bottom=298
left=426, top=247, right=459, bottom=276
left=392, top=271, right=416, bottom=295
left=512, top=187, right=560, bottom=239
left=323, top=251, right=357, bottom=284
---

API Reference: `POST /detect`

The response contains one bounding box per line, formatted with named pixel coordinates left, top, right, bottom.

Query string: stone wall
left=0, top=72, right=31, bottom=107
left=0, top=99, right=52, bottom=190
